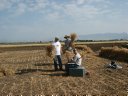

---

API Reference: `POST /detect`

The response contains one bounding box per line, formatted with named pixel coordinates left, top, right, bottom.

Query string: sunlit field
left=0, top=41, right=128, bottom=95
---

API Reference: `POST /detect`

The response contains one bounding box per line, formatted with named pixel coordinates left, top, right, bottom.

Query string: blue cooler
left=65, top=63, right=85, bottom=77
left=69, top=66, right=85, bottom=77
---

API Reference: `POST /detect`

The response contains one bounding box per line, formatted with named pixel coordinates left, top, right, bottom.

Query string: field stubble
left=0, top=45, right=128, bottom=95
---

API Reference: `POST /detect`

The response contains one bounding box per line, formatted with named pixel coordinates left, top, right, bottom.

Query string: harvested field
left=0, top=43, right=128, bottom=95
left=0, top=41, right=127, bottom=52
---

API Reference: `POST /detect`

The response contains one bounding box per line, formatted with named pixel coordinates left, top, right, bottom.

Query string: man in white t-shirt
left=65, top=49, right=90, bottom=76
left=65, top=49, right=82, bottom=74
left=52, top=37, right=63, bottom=71
left=71, top=49, right=82, bottom=66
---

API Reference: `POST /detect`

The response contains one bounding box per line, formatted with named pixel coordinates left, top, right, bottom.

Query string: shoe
left=86, top=72, right=90, bottom=75
left=60, top=68, right=65, bottom=71
left=55, top=68, right=59, bottom=71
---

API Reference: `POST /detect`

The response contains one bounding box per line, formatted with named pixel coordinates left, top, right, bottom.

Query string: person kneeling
left=65, top=49, right=82, bottom=72
left=70, top=49, right=82, bottom=67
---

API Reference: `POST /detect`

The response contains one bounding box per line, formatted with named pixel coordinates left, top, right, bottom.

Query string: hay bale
left=99, top=47, right=113, bottom=57
left=99, top=46, right=128, bottom=62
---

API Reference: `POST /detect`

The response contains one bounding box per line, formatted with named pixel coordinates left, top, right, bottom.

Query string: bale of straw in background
left=99, top=46, right=128, bottom=62
left=99, top=47, right=113, bottom=57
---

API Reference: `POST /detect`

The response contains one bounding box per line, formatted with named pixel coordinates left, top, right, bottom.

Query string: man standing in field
left=52, top=37, right=63, bottom=71
left=64, top=35, right=72, bottom=51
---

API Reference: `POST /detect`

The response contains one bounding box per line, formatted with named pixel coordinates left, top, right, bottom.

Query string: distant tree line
left=77, top=40, right=94, bottom=42
left=0, top=39, right=127, bottom=44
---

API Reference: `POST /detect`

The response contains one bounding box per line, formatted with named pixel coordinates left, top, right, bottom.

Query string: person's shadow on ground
left=16, top=63, right=66, bottom=76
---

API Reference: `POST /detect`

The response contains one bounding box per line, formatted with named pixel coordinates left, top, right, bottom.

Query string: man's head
left=111, top=61, right=115, bottom=65
left=73, top=49, right=77, bottom=55
left=55, top=37, right=59, bottom=42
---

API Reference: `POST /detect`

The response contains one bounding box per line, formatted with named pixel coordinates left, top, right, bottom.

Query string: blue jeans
left=54, top=55, right=62, bottom=70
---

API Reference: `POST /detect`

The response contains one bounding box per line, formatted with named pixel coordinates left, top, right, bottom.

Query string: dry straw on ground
left=75, top=45, right=94, bottom=59
left=0, top=50, right=3, bottom=53
left=75, top=45, right=94, bottom=54
left=99, top=46, right=128, bottom=62
left=65, top=50, right=74, bottom=62
left=64, top=45, right=93, bottom=62
left=0, top=67, right=5, bottom=77
left=0, top=45, right=128, bottom=95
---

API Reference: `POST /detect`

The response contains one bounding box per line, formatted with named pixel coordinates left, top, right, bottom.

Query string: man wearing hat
left=64, top=35, right=72, bottom=51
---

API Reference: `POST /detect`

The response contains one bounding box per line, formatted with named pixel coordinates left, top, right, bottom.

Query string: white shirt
left=52, top=41, right=61, bottom=55
left=73, top=53, right=82, bottom=66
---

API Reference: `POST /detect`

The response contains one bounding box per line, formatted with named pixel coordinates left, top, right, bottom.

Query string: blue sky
left=0, top=0, right=128, bottom=42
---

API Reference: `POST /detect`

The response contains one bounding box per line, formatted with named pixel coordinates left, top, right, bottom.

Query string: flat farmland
left=0, top=42, right=128, bottom=95
left=0, top=41, right=127, bottom=51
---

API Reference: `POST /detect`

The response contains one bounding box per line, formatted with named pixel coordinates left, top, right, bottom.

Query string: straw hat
left=64, top=35, right=70, bottom=38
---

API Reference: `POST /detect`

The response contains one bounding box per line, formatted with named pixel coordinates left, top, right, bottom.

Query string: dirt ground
left=0, top=45, right=128, bottom=95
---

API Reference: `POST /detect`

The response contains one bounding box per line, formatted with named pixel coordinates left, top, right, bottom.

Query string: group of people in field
left=51, top=35, right=123, bottom=72
left=52, top=35, right=82, bottom=71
